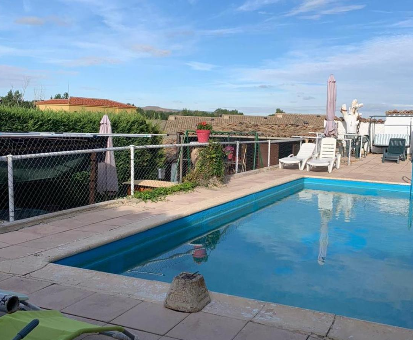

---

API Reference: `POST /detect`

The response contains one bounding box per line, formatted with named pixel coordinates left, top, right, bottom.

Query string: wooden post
left=89, top=153, right=97, bottom=204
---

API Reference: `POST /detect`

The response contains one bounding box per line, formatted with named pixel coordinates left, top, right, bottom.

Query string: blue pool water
left=56, top=179, right=413, bottom=329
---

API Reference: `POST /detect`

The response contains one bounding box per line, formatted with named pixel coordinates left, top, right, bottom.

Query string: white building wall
left=384, top=116, right=413, bottom=135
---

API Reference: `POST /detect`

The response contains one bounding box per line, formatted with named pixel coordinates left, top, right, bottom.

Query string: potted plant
left=196, top=122, right=212, bottom=143
left=224, top=145, right=235, bottom=160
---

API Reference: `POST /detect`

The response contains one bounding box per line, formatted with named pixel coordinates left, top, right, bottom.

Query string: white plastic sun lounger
left=279, top=143, right=316, bottom=170
left=306, top=138, right=338, bottom=173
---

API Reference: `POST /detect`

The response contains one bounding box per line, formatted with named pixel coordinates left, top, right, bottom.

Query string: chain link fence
left=0, top=135, right=302, bottom=223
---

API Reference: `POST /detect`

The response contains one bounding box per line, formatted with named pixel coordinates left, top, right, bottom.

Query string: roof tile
left=36, top=97, right=135, bottom=109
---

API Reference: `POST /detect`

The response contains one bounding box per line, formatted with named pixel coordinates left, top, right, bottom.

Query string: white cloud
left=391, top=19, right=413, bottom=28
left=0, top=65, right=43, bottom=88
left=186, top=61, right=217, bottom=71
left=23, top=0, right=32, bottom=12
left=237, top=0, right=280, bottom=12
left=199, top=28, right=244, bottom=36
left=56, top=56, right=121, bottom=67
left=14, top=15, right=71, bottom=27
left=287, top=0, right=365, bottom=18
left=229, top=34, right=413, bottom=114
left=15, top=16, right=44, bottom=25
left=287, top=0, right=332, bottom=16
left=131, top=45, right=171, bottom=57
left=320, top=4, right=365, bottom=15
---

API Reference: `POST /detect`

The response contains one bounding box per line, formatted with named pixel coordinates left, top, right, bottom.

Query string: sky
left=0, top=0, right=412, bottom=116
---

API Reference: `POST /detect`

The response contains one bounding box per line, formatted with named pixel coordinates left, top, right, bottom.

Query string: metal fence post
left=267, top=140, right=271, bottom=167
left=179, top=146, right=183, bottom=183
left=235, top=141, right=240, bottom=174
left=7, top=155, right=14, bottom=222
left=130, top=145, right=135, bottom=196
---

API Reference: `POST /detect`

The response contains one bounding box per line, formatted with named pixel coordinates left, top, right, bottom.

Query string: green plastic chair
left=1, top=310, right=137, bottom=340
left=382, top=138, right=406, bottom=163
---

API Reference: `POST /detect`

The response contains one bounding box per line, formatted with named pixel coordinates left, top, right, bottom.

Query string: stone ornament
left=341, top=99, right=364, bottom=134
left=164, top=272, right=211, bottom=312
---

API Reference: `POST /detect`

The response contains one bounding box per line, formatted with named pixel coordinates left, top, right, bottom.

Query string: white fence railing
left=0, top=138, right=303, bottom=223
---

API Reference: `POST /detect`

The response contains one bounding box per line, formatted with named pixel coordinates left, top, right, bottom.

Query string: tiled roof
left=386, top=110, right=413, bottom=116
left=156, top=114, right=326, bottom=139
left=36, top=97, right=135, bottom=109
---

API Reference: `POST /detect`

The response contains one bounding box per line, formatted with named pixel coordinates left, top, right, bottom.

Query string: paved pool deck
left=0, top=154, right=412, bottom=340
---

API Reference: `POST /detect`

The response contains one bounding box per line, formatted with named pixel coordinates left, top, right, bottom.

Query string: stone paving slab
left=0, top=241, right=10, bottom=248
left=74, top=223, right=121, bottom=233
left=54, top=268, right=171, bottom=303
left=202, top=292, right=264, bottom=321
left=0, top=272, right=12, bottom=281
left=30, top=284, right=96, bottom=310
left=0, top=276, right=52, bottom=295
left=233, top=322, right=307, bottom=340
left=0, top=255, right=46, bottom=275
left=46, top=218, right=91, bottom=230
left=252, top=303, right=334, bottom=336
left=22, top=223, right=76, bottom=236
left=80, top=330, right=161, bottom=340
left=62, top=292, right=141, bottom=322
left=329, top=316, right=413, bottom=340
left=19, top=230, right=97, bottom=250
left=112, top=301, right=188, bottom=335
left=166, top=312, right=247, bottom=340
left=0, top=230, right=46, bottom=244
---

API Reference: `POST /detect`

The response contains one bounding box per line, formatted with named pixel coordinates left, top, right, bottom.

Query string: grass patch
left=133, top=181, right=197, bottom=202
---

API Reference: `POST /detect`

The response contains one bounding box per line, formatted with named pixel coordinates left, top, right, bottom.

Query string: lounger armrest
left=287, top=154, right=294, bottom=157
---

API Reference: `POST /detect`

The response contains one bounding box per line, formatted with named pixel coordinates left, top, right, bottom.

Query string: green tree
left=276, top=108, right=285, bottom=113
left=213, top=108, right=243, bottom=116
left=0, top=89, right=34, bottom=108
left=53, top=93, right=69, bottom=99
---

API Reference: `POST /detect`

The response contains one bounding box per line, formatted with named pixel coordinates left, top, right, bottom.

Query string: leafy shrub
left=185, top=141, right=226, bottom=186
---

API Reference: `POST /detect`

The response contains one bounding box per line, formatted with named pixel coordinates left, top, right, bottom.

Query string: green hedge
left=0, top=106, right=159, bottom=135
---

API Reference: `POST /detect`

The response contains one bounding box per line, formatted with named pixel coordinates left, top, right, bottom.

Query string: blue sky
left=0, top=0, right=412, bottom=116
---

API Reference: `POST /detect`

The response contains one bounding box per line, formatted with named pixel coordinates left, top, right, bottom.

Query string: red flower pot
left=196, top=130, right=211, bottom=143
left=193, top=246, right=207, bottom=259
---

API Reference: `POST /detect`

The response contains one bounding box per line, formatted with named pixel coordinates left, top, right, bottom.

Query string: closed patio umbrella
left=317, top=192, right=333, bottom=266
left=324, top=74, right=337, bottom=137
left=97, top=115, right=119, bottom=194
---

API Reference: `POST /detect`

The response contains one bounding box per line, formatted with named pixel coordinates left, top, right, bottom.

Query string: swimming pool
left=56, top=178, right=413, bottom=329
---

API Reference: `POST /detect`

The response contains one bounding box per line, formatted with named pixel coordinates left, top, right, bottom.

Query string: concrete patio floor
left=0, top=154, right=412, bottom=340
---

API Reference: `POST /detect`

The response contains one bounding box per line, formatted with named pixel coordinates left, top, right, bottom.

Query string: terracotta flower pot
left=196, top=130, right=211, bottom=143
left=193, top=246, right=207, bottom=259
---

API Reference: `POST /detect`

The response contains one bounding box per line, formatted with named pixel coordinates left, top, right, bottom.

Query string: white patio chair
left=306, top=138, right=338, bottom=173
left=279, top=143, right=316, bottom=170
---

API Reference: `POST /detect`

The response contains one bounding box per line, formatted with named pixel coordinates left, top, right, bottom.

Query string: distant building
left=35, top=97, right=136, bottom=113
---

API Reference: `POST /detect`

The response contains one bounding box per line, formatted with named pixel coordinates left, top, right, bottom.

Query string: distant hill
left=140, top=106, right=179, bottom=112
